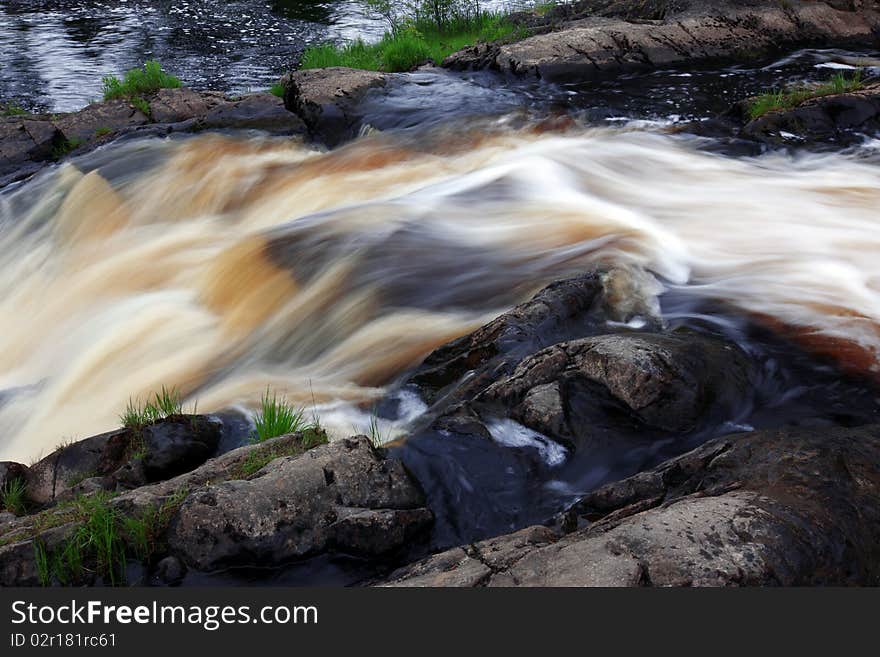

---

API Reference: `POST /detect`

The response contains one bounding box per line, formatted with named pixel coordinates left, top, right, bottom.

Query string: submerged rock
left=382, top=423, right=880, bottom=586
left=281, top=67, right=387, bottom=146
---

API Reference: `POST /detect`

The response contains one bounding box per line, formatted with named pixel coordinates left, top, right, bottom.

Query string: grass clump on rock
left=120, top=385, right=184, bottom=430
left=301, top=1, right=522, bottom=72
left=32, top=488, right=189, bottom=586
left=748, top=72, right=864, bottom=120
left=252, top=388, right=317, bottom=443
left=233, top=430, right=329, bottom=479
left=102, top=60, right=181, bottom=102
left=0, top=101, right=28, bottom=116
left=33, top=492, right=126, bottom=586
left=1, top=477, right=27, bottom=515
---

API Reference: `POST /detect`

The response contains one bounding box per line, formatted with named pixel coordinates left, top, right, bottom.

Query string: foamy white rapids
left=1, top=127, right=879, bottom=460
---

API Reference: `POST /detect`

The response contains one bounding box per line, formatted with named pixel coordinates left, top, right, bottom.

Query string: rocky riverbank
left=4, top=1, right=880, bottom=187
left=0, top=90, right=306, bottom=187
left=445, top=0, right=880, bottom=80
left=2, top=269, right=879, bottom=586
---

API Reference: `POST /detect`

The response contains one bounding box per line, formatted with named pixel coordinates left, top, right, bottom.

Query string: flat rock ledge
left=0, top=89, right=306, bottom=187
left=444, top=1, right=880, bottom=81
left=380, top=424, right=880, bottom=586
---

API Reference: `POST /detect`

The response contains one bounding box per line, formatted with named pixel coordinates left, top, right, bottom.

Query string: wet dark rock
left=383, top=423, right=880, bottom=586
left=25, top=416, right=223, bottom=505
left=210, top=409, right=257, bottom=455
left=281, top=67, right=387, bottom=146
left=0, top=118, right=61, bottom=183
left=55, top=99, right=150, bottom=143
left=153, top=555, right=187, bottom=586
left=396, top=269, right=759, bottom=548
left=141, top=415, right=222, bottom=482
left=480, top=330, right=755, bottom=448
left=202, top=93, right=306, bottom=134
left=167, top=436, right=432, bottom=571
left=409, top=271, right=631, bottom=409
left=0, top=461, right=29, bottom=493
left=444, top=1, right=880, bottom=81
left=149, top=88, right=219, bottom=124
left=736, top=80, right=880, bottom=142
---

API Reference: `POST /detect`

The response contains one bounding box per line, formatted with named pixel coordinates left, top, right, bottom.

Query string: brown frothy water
left=2, top=128, right=880, bottom=461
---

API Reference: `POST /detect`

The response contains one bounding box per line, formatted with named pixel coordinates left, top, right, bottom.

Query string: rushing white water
left=1, top=126, right=879, bottom=462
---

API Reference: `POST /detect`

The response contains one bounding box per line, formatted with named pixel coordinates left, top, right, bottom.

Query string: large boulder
left=140, top=415, right=221, bottom=482
left=24, top=416, right=222, bottom=505
left=168, top=436, right=432, bottom=571
left=409, top=271, right=651, bottom=408
left=394, top=270, right=757, bottom=548
left=281, top=67, right=387, bottom=146
left=479, top=330, right=754, bottom=448
left=382, top=424, right=880, bottom=586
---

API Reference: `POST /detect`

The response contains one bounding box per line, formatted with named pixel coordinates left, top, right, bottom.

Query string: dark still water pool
left=0, top=0, right=385, bottom=112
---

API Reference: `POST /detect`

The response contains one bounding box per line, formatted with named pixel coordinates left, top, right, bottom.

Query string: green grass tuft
left=748, top=71, right=864, bottom=121
left=130, top=95, right=151, bottom=117
left=51, top=137, right=85, bottom=160
left=269, top=82, right=285, bottom=98
left=1, top=101, right=28, bottom=117
left=367, top=407, right=392, bottom=448
left=37, top=492, right=126, bottom=586
left=252, top=388, right=311, bottom=443
left=1, top=477, right=27, bottom=515
left=31, top=488, right=189, bottom=586
left=102, top=60, right=181, bottom=102
left=122, top=487, right=188, bottom=562
left=120, top=386, right=184, bottom=430
left=300, top=13, right=522, bottom=73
